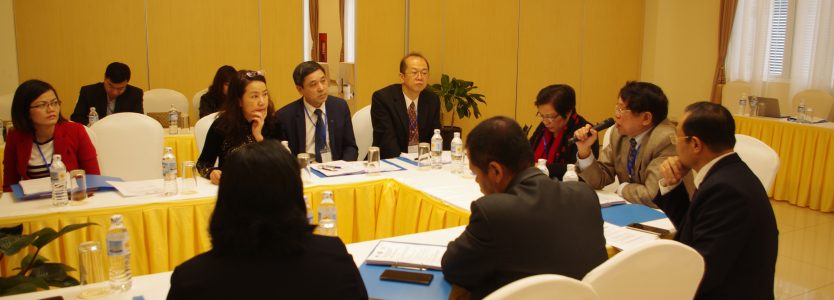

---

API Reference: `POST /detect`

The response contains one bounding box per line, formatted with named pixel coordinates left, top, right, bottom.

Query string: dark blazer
left=528, top=113, right=598, bottom=180
left=371, top=84, right=441, bottom=159
left=277, top=96, right=358, bottom=162
left=167, top=234, right=368, bottom=300
left=70, top=82, right=144, bottom=125
left=654, top=153, right=778, bottom=300
left=442, top=168, right=608, bottom=299
left=198, top=92, right=224, bottom=118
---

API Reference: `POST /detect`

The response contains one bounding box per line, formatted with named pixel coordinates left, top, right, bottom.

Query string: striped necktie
left=627, top=138, right=638, bottom=179
left=408, top=102, right=418, bottom=146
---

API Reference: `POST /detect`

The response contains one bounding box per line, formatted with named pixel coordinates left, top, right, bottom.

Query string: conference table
left=734, top=116, right=834, bottom=212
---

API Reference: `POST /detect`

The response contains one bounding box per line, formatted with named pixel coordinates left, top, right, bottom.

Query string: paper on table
left=310, top=160, right=366, bottom=176
left=603, top=222, right=659, bottom=251
left=19, top=177, right=53, bottom=195
left=596, top=190, right=627, bottom=207
left=365, top=240, right=447, bottom=270
left=107, top=179, right=164, bottom=197
left=399, top=151, right=452, bottom=164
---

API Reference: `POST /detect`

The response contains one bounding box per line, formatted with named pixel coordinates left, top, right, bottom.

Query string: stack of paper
left=107, top=179, right=164, bottom=197
left=603, top=222, right=659, bottom=251
left=365, top=241, right=447, bottom=270
left=309, top=160, right=404, bottom=177
left=596, top=190, right=627, bottom=207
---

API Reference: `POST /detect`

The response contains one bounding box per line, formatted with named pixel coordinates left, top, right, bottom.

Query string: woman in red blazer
left=3, top=80, right=100, bottom=192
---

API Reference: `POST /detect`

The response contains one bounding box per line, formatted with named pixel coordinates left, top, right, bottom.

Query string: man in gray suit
left=572, top=81, right=691, bottom=207
left=441, top=116, right=607, bottom=300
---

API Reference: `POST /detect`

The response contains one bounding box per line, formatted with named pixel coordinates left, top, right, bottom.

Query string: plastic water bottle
left=797, top=99, right=807, bottom=122
left=304, top=195, right=313, bottom=224
left=431, top=129, right=443, bottom=170
left=168, top=104, right=179, bottom=134
left=450, top=132, right=464, bottom=174
left=316, top=191, right=338, bottom=237
left=88, top=107, right=99, bottom=126
left=49, top=154, right=69, bottom=207
left=162, top=147, right=178, bottom=196
left=563, top=164, right=580, bottom=182
left=107, top=214, right=132, bottom=292
left=536, top=158, right=549, bottom=177
left=737, top=93, right=747, bottom=116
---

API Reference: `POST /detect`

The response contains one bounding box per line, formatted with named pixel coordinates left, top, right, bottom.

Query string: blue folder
left=600, top=203, right=667, bottom=226
left=359, top=263, right=451, bottom=300
left=309, top=159, right=406, bottom=178
left=11, top=175, right=123, bottom=201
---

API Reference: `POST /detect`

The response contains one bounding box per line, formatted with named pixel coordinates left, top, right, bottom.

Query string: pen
left=391, top=265, right=427, bottom=271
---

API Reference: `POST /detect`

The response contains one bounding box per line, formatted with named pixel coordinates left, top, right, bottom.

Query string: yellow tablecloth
left=0, top=179, right=470, bottom=277
left=735, top=116, right=834, bottom=212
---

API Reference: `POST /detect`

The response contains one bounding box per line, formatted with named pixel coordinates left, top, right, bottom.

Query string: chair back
left=195, top=112, right=218, bottom=153
left=793, top=89, right=834, bottom=122
left=352, top=105, right=372, bottom=160
left=734, top=134, right=779, bottom=193
left=0, top=93, right=12, bottom=121
left=583, top=239, right=704, bottom=300
left=91, top=113, right=164, bottom=180
left=144, top=88, right=189, bottom=114
left=83, top=124, right=97, bottom=150
left=721, top=80, right=752, bottom=112
left=192, top=88, right=207, bottom=116
left=484, top=274, right=598, bottom=300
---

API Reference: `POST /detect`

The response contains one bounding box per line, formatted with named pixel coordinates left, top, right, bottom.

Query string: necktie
left=627, top=138, right=638, bottom=179
left=314, top=109, right=326, bottom=162
left=408, top=102, right=419, bottom=146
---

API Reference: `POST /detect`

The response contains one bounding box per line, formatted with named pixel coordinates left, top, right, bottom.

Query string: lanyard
left=35, top=139, right=53, bottom=168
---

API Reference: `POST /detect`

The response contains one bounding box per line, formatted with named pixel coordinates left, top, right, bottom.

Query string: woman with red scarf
left=528, top=84, right=599, bottom=180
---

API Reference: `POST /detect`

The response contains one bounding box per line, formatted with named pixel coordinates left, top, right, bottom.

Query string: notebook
left=751, top=97, right=782, bottom=118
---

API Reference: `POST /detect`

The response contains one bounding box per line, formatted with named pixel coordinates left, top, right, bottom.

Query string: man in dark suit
left=70, top=62, right=144, bottom=125
left=371, top=53, right=441, bottom=159
left=278, top=61, right=358, bottom=162
left=655, top=102, right=778, bottom=300
left=441, top=116, right=607, bottom=300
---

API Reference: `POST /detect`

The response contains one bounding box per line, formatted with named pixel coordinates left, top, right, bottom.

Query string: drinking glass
left=297, top=153, right=313, bottom=183
left=366, top=147, right=381, bottom=175
left=180, top=114, right=190, bottom=134
left=78, top=241, right=106, bottom=285
left=805, top=108, right=814, bottom=123
left=70, top=169, right=87, bottom=204
left=417, top=143, right=431, bottom=170
left=181, top=161, right=198, bottom=194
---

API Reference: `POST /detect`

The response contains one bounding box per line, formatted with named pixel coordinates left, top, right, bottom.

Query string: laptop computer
left=750, top=96, right=782, bottom=118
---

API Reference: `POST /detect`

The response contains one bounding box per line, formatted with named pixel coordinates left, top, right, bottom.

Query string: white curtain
left=726, top=0, right=834, bottom=103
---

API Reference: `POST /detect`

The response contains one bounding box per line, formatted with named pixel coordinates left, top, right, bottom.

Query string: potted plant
left=429, top=74, right=487, bottom=149
left=0, top=222, right=95, bottom=295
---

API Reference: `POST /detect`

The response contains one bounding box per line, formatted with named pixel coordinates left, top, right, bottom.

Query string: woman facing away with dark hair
left=167, top=140, right=368, bottom=299
left=198, top=65, right=237, bottom=118
left=196, top=69, right=283, bottom=185
left=528, top=84, right=599, bottom=180
left=3, top=79, right=100, bottom=191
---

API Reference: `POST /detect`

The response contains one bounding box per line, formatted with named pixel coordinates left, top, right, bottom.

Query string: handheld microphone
left=567, top=118, right=615, bottom=144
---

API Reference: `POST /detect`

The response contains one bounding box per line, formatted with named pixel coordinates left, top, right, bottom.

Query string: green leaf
left=57, top=222, right=96, bottom=236
left=0, top=275, right=48, bottom=296
left=0, top=235, right=36, bottom=256
left=32, top=223, right=95, bottom=248
left=0, top=225, right=23, bottom=238
left=19, top=254, right=48, bottom=271
left=29, top=263, right=69, bottom=283
left=441, top=74, right=450, bottom=86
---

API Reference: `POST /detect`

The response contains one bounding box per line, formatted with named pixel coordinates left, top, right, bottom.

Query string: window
left=766, top=0, right=789, bottom=78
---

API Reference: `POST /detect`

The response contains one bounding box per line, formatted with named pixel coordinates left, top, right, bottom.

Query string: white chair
left=793, top=89, right=834, bottom=122
left=734, top=134, right=780, bottom=194
left=0, top=93, right=13, bottom=121
left=83, top=124, right=97, bottom=150
left=484, top=274, right=598, bottom=300
left=195, top=112, right=218, bottom=153
left=91, top=113, right=164, bottom=180
left=192, top=88, right=207, bottom=117
left=721, top=80, right=752, bottom=113
left=143, top=88, right=189, bottom=114
left=582, top=239, right=704, bottom=300
left=352, top=105, right=372, bottom=160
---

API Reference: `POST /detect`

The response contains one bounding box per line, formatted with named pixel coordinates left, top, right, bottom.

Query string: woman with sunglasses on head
left=3, top=79, right=100, bottom=191
left=197, top=70, right=283, bottom=185
left=528, top=84, right=598, bottom=180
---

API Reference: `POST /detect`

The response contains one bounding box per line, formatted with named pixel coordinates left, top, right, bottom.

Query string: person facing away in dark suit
left=199, top=65, right=237, bottom=118
left=277, top=61, right=358, bottom=162
left=168, top=140, right=367, bottom=300
left=441, top=116, right=608, bottom=300
left=655, top=102, right=777, bottom=300
left=371, top=52, right=441, bottom=159
left=528, top=84, right=599, bottom=180
left=70, top=62, right=144, bottom=125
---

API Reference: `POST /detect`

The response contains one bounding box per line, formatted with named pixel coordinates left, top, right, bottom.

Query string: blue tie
left=627, top=138, right=638, bottom=179
left=314, top=109, right=326, bottom=162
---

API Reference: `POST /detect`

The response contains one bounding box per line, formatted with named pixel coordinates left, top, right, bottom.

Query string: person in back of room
left=4, top=80, right=100, bottom=191
left=70, top=62, right=143, bottom=125
left=168, top=140, right=367, bottom=299
left=572, top=81, right=691, bottom=207
left=371, top=52, right=441, bottom=159
left=441, top=116, right=607, bottom=299
left=528, top=84, right=598, bottom=180
left=656, top=102, right=777, bottom=299
left=199, top=65, right=237, bottom=118
left=196, top=70, right=282, bottom=185
left=277, top=61, right=358, bottom=162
